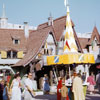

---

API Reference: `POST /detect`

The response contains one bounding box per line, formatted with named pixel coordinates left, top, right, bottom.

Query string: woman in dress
left=43, top=74, right=50, bottom=94
left=3, top=81, right=9, bottom=100
left=10, top=73, right=21, bottom=100
left=87, top=72, right=96, bottom=94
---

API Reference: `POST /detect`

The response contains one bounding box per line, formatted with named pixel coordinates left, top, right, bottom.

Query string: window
left=7, top=51, right=11, bottom=58
left=15, top=40, right=18, bottom=44
left=13, top=39, right=20, bottom=44
left=49, top=48, right=53, bottom=55
left=44, top=49, right=49, bottom=55
left=7, top=51, right=17, bottom=59
left=19, top=26, right=21, bottom=28
left=94, top=40, right=97, bottom=46
left=13, top=51, right=17, bottom=58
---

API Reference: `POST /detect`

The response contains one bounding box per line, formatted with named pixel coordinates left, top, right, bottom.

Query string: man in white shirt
left=24, top=73, right=36, bottom=100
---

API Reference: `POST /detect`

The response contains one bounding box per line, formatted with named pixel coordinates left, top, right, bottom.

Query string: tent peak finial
left=64, top=0, right=69, bottom=8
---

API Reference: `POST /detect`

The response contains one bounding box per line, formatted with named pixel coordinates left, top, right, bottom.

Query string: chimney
left=48, top=13, right=53, bottom=26
left=24, top=22, right=29, bottom=38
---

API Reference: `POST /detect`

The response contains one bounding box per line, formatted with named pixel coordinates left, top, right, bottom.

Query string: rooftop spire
left=48, top=12, right=53, bottom=26
left=64, top=0, right=70, bottom=13
left=2, top=4, right=6, bottom=18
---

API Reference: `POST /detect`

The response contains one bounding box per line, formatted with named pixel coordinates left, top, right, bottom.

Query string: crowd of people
left=0, top=72, right=50, bottom=100
left=0, top=70, right=100, bottom=100
left=57, top=72, right=85, bottom=100
left=57, top=71, right=100, bottom=100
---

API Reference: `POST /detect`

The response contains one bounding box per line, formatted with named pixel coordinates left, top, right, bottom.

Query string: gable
left=88, top=26, right=100, bottom=45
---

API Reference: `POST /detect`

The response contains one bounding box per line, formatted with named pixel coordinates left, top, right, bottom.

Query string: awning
left=0, top=66, right=15, bottom=74
left=47, top=53, right=95, bottom=65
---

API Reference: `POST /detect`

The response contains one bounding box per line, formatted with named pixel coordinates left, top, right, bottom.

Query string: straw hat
left=62, top=82, right=65, bottom=85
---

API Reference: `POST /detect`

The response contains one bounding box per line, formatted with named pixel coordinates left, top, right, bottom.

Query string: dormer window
left=13, top=39, right=20, bottom=44
left=15, top=39, right=18, bottom=44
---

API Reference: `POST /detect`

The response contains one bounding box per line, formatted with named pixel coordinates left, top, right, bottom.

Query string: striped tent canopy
left=46, top=0, right=95, bottom=65
left=64, top=2, right=77, bottom=53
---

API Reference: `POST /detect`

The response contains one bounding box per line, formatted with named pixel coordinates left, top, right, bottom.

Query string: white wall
left=46, top=33, right=56, bottom=55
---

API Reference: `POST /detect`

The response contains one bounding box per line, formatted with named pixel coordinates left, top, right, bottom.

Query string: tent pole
left=68, top=65, right=71, bottom=85
left=53, top=65, right=58, bottom=84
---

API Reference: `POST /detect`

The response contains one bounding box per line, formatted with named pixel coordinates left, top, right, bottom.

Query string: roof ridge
left=53, top=15, right=66, bottom=22
left=38, top=15, right=66, bottom=27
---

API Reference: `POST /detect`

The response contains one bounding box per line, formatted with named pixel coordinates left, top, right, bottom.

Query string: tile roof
left=78, top=38, right=90, bottom=49
left=73, top=28, right=83, bottom=52
left=13, top=16, right=83, bottom=67
left=38, top=15, right=82, bottom=52
left=38, top=15, right=74, bottom=41
left=0, top=29, right=27, bottom=52
left=88, top=26, right=100, bottom=45
left=13, top=26, right=56, bottom=67
left=78, top=26, right=100, bottom=49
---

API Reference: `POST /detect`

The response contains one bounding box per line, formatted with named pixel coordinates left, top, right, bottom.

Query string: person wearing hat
left=61, top=82, right=68, bottom=100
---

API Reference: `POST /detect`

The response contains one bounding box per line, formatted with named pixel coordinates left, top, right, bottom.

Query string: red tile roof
left=13, top=15, right=83, bottom=67
left=73, top=28, right=83, bottom=52
left=78, top=26, right=100, bottom=49
left=88, top=26, right=100, bottom=45
left=78, top=38, right=90, bottom=49
left=38, top=15, right=82, bottom=52
left=38, top=15, right=74, bottom=41
left=13, top=26, right=56, bottom=67
left=0, top=29, right=27, bottom=52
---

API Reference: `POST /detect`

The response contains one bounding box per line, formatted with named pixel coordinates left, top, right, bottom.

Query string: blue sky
left=0, top=0, right=100, bottom=33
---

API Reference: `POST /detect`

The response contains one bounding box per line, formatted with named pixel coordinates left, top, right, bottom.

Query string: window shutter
left=17, top=51, right=23, bottom=58
left=1, top=51, right=7, bottom=59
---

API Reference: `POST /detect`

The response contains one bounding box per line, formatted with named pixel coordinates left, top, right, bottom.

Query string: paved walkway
left=35, top=94, right=56, bottom=100
left=35, top=92, right=100, bottom=100
left=86, top=91, right=100, bottom=100
left=86, top=94, right=100, bottom=100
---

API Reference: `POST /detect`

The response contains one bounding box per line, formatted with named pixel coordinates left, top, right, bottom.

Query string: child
left=3, top=81, right=9, bottom=100
left=61, top=82, right=68, bottom=100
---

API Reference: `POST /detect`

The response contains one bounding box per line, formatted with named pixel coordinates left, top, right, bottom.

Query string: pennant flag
left=66, top=40, right=70, bottom=49
left=64, top=3, right=77, bottom=53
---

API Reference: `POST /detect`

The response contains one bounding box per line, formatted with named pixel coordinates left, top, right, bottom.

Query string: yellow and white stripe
left=64, top=5, right=77, bottom=53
